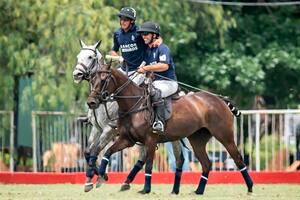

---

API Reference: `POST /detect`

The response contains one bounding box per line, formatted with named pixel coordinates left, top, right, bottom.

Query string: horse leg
left=120, top=145, right=146, bottom=191
left=220, top=137, right=253, bottom=193
left=138, top=138, right=157, bottom=194
left=96, top=135, right=134, bottom=188
left=187, top=130, right=212, bottom=195
left=84, top=126, right=101, bottom=192
left=171, top=140, right=184, bottom=194
left=94, top=125, right=118, bottom=188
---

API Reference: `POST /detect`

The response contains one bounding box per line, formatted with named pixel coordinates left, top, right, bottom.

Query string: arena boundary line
left=0, top=172, right=299, bottom=184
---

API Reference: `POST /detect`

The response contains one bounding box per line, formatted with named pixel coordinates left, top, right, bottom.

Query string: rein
left=117, top=89, right=149, bottom=118
left=95, top=69, right=149, bottom=120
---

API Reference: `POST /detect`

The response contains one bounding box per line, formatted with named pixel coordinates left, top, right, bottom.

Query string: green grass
left=0, top=184, right=299, bottom=200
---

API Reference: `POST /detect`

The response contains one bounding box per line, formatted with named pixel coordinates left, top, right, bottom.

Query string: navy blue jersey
left=144, top=44, right=177, bottom=81
left=112, top=25, right=146, bottom=71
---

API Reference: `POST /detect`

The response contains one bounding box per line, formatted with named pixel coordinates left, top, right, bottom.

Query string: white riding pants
left=117, top=68, right=145, bottom=85
left=118, top=68, right=178, bottom=97
left=152, top=80, right=178, bottom=98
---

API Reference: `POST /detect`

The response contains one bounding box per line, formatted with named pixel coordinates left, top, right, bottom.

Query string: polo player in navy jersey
left=137, top=21, right=178, bottom=134
left=111, top=7, right=161, bottom=85
left=109, top=7, right=164, bottom=191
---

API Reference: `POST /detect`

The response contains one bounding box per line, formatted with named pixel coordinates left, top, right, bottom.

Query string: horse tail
left=219, top=95, right=241, bottom=117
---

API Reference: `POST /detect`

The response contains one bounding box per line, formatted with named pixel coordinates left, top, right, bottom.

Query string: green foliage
left=0, top=0, right=118, bottom=110
left=0, top=1, right=299, bottom=111
left=222, top=6, right=300, bottom=108
left=200, top=50, right=264, bottom=100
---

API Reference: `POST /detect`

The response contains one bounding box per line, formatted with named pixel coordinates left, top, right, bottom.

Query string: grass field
left=0, top=184, right=299, bottom=200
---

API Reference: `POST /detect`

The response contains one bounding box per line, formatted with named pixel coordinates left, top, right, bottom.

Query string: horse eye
left=88, top=56, right=93, bottom=59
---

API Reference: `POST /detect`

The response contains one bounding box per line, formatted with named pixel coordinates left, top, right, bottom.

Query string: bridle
left=76, top=48, right=99, bottom=81
left=91, top=68, right=116, bottom=102
left=90, top=67, right=150, bottom=120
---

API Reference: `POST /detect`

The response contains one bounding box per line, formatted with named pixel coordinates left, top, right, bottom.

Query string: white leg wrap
left=240, top=166, right=247, bottom=171
left=103, top=157, right=109, bottom=162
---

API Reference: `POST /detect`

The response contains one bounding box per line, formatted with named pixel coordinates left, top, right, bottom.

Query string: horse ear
left=79, top=40, right=87, bottom=48
left=93, top=40, right=102, bottom=49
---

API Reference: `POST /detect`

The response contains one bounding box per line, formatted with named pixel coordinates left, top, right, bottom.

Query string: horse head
left=87, top=59, right=145, bottom=110
left=73, top=40, right=104, bottom=83
left=87, top=62, right=116, bottom=109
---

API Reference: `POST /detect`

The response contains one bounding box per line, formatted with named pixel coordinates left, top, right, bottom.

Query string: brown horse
left=87, top=64, right=253, bottom=195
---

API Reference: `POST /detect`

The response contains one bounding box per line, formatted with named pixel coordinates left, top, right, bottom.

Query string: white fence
left=29, top=109, right=300, bottom=173
left=0, top=111, right=14, bottom=172
left=31, top=111, right=90, bottom=172
left=205, top=110, right=300, bottom=172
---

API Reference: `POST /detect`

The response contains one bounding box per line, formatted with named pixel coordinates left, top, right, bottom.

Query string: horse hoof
left=96, top=174, right=108, bottom=188
left=138, top=189, right=150, bottom=194
left=247, top=188, right=253, bottom=195
left=84, top=182, right=93, bottom=192
left=194, top=190, right=204, bottom=195
left=120, top=183, right=130, bottom=191
left=171, top=190, right=179, bottom=195
left=248, top=187, right=253, bottom=193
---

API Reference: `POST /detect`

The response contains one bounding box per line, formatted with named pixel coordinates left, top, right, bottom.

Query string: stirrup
left=152, top=121, right=164, bottom=133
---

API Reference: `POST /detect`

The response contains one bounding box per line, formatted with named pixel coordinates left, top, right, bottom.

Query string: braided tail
left=219, top=96, right=241, bottom=117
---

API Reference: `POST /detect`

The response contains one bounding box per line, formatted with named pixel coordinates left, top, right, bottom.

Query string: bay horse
left=73, top=40, right=185, bottom=194
left=87, top=63, right=254, bottom=195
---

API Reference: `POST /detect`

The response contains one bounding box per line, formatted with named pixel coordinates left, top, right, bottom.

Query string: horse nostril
left=87, top=98, right=98, bottom=109
left=73, top=70, right=83, bottom=78
left=73, top=71, right=84, bottom=83
left=74, top=72, right=83, bottom=78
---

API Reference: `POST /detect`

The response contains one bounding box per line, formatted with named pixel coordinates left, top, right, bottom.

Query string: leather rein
left=91, top=68, right=150, bottom=121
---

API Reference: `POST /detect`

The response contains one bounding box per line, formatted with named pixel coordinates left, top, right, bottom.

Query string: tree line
left=0, top=0, right=299, bottom=112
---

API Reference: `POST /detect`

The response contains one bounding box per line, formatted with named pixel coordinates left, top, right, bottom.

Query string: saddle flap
left=163, top=90, right=186, bottom=121
left=162, top=97, right=172, bottom=121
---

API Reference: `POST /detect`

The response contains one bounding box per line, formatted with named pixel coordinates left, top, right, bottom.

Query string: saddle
left=143, top=75, right=183, bottom=125
left=155, top=88, right=184, bottom=123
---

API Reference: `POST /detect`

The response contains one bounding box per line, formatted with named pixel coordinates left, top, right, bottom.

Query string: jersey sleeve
left=112, top=31, right=120, bottom=52
left=158, top=45, right=171, bottom=65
